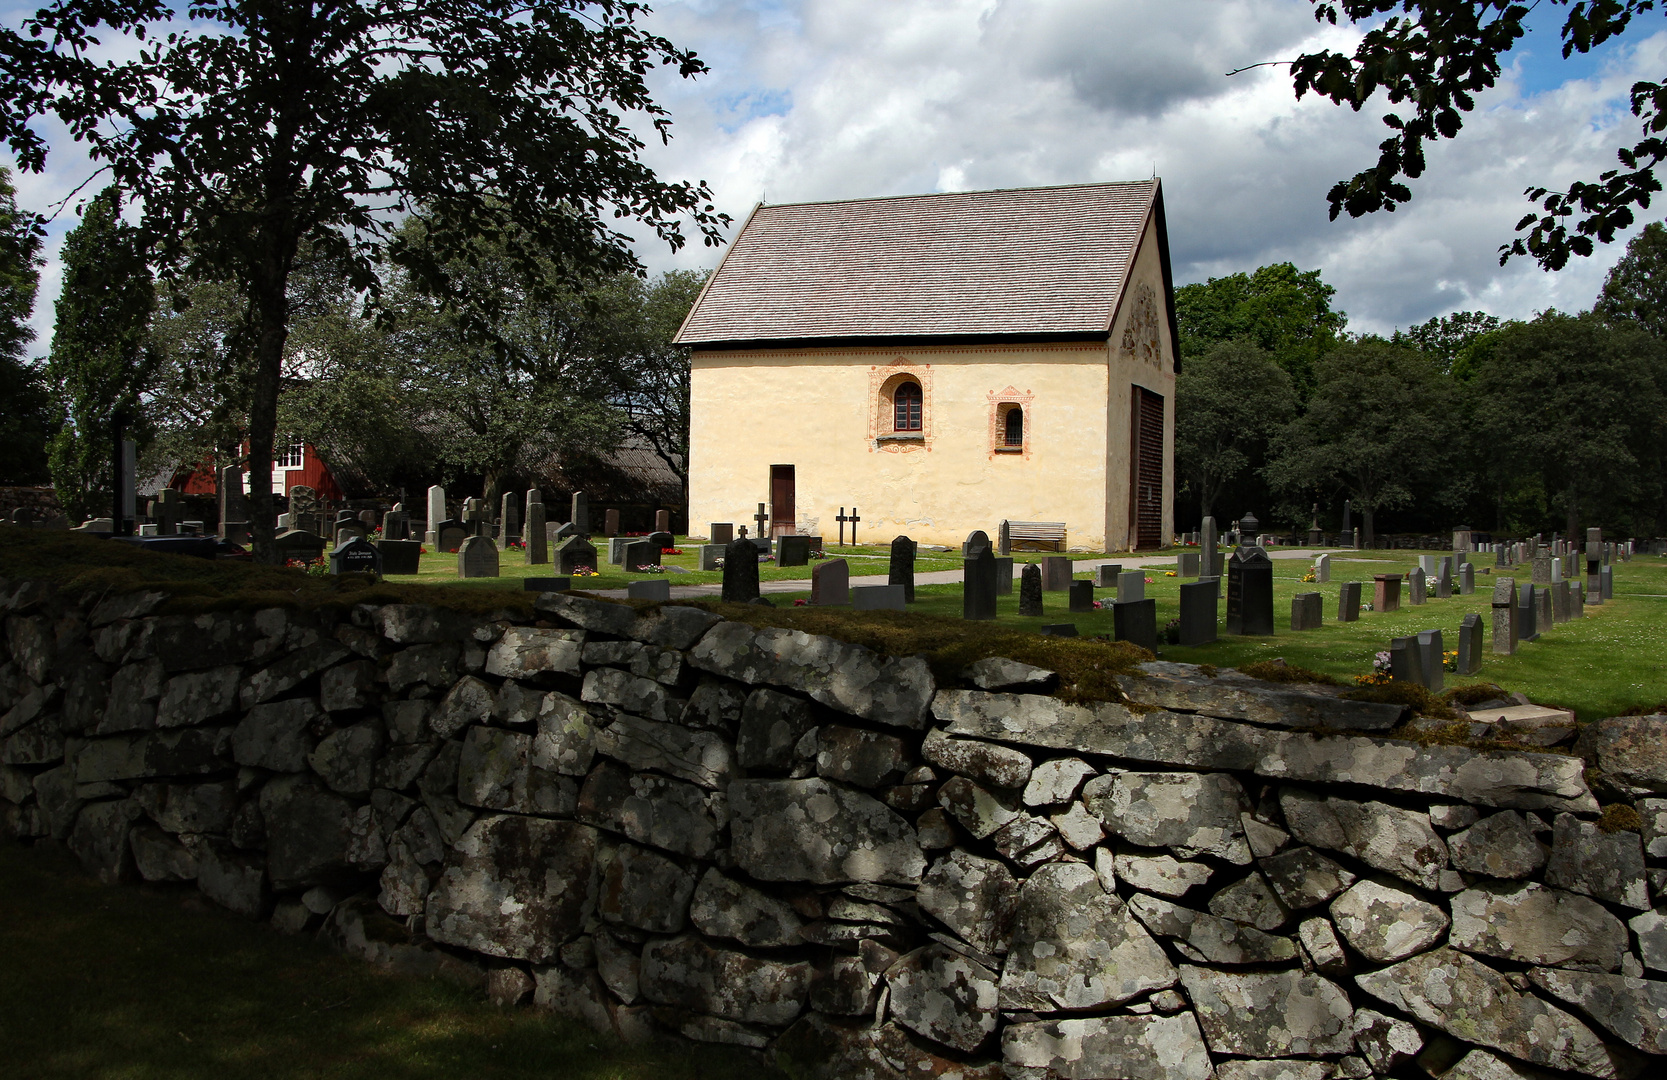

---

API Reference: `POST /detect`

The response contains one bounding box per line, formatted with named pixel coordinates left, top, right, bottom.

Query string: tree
left=0, top=164, right=53, bottom=484
left=1392, top=310, right=1502, bottom=376
left=1174, top=341, right=1296, bottom=522
left=1, top=0, right=725, bottom=561
left=1265, top=339, right=1461, bottom=546
left=143, top=277, right=256, bottom=486
left=1467, top=311, right=1667, bottom=538
left=44, top=189, right=159, bottom=524
left=1291, top=1, right=1666, bottom=270
left=1596, top=221, right=1667, bottom=335
left=1174, top=263, right=1347, bottom=397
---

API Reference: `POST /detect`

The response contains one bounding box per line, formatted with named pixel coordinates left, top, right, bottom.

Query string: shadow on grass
left=0, top=840, right=770, bottom=1080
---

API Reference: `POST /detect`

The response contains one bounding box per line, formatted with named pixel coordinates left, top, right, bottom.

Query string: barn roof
left=675, top=179, right=1166, bottom=347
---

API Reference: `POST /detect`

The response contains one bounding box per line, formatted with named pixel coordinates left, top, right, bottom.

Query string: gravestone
left=646, top=530, right=674, bottom=553
left=1573, top=581, right=1585, bottom=617
left=699, top=545, right=725, bottom=571
left=382, top=510, right=410, bottom=542
left=1314, top=553, right=1330, bottom=583
left=963, top=547, right=997, bottom=620
left=571, top=492, right=589, bottom=537
left=524, top=578, right=571, bottom=593
left=964, top=530, right=992, bottom=556
left=1416, top=630, right=1445, bottom=693
left=627, top=579, right=670, bottom=602
left=722, top=537, right=760, bottom=603
left=1178, top=552, right=1200, bottom=577
left=1551, top=556, right=1564, bottom=584
left=556, top=535, right=598, bottom=575
left=621, top=540, right=657, bottom=569
left=273, top=530, right=328, bottom=566
left=1495, top=545, right=1507, bottom=568
left=458, top=535, right=500, bottom=578
left=330, top=536, right=382, bottom=576
left=1456, top=614, right=1483, bottom=675
left=139, top=523, right=158, bottom=536
left=1291, top=592, right=1322, bottom=631
left=997, top=520, right=1011, bottom=556
left=500, top=493, right=519, bottom=542
left=1039, top=624, right=1078, bottom=638
left=1537, top=582, right=1554, bottom=631
left=655, top=509, right=671, bottom=534
left=853, top=585, right=906, bottom=611
left=426, top=485, right=446, bottom=547
left=1372, top=574, right=1402, bottom=613
left=550, top=521, right=577, bottom=543
left=1517, top=584, right=1539, bottom=642
left=1459, top=563, right=1474, bottom=595
left=377, top=539, right=422, bottom=575
left=608, top=537, right=633, bottom=565
left=778, top=535, right=811, bottom=567
left=1178, top=579, right=1218, bottom=646
left=1114, top=599, right=1158, bottom=652
left=811, top=558, right=849, bottom=606
left=149, top=489, right=184, bottom=535
left=357, top=509, right=377, bottom=532
left=1419, top=555, right=1438, bottom=577
left=1042, top=556, right=1072, bottom=591
left=1552, top=579, right=1570, bottom=623
left=1532, top=552, right=1553, bottom=585
left=1389, top=636, right=1424, bottom=688
left=218, top=465, right=247, bottom=538
left=1437, top=560, right=1453, bottom=598
left=995, top=557, right=1014, bottom=596
left=1200, top=516, right=1220, bottom=578
left=604, top=509, right=620, bottom=537
left=1096, top=564, right=1123, bottom=588
left=1224, top=514, right=1274, bottom=636
left=1018, top=564, right=1044, bottom=617
left=437, top=520, right=468, bottom=553
left=524, top=497, right=549, bottom=565
left=1068, top=580, right=1095, bottom=612
left=1601, top=564, right=1614, bottom=600
left=1408, top=567, right=1427, bottom=605
left=710, top=523, right=734, bottom=545
left=1117, top=571, right=1145, bottom=604
left=1337, top=581, right=1361, bottom=622
left=1453, top=526, right=1473, bottom=551
left=889, top=536, right=916, bottom=602
left=1491, top=578, right=1518, bottom=654
left=335, top=511, right=369, bottom=545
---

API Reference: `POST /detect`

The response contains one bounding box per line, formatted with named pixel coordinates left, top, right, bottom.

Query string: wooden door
left=770, top=465, right=795, bottom=537
left=1129, top=388, right=1164, bottom=550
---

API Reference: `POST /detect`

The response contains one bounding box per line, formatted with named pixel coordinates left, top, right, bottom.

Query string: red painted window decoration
left=894, top=381, right=923, bottom=432
left=1004, top=406, right=1024, bottom=447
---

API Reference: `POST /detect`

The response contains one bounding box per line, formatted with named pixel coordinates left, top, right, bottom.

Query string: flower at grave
left=1301, top=571, right=1317, bottom=583
left=1373, top=650, right=1392, bottom=672
left=793, top=598, right=808, bottom=606
left=1443, top=649, right=1459, bottom=671
left=1165, top=570, right=1178, bottom=577
left=635, top=564, right=666, bottom=574
left=662, top=547, right=682, bottom=555
left=812, top=550, right=826, bottom=559
left=1144, top=576, right=1154, bottom=584
left=571, top=566, right=597, bottom=577
left=1353, top=670, right=1393, bottom=687
left=1092, top=600, right=1104, bottom=609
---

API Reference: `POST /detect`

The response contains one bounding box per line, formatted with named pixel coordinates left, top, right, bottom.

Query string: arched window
left=1004, top=406, right=1023, bottom=447
left=894, top=381, right=923, bottom=432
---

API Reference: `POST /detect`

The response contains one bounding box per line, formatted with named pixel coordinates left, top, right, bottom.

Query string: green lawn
left=0, top=839, right=765, bottom=1080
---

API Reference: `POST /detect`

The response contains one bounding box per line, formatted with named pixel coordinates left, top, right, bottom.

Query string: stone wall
left=2, top=579, right=1664, bottom=1080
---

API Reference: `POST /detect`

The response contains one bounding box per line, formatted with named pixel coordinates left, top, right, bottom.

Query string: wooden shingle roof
left=675, top=180, right=1163, bottom=347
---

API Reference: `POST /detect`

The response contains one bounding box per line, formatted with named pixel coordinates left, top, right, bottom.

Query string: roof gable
left=675, top=180, right=1162, bottom=347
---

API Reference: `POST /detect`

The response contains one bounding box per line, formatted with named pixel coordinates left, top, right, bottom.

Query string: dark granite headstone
left=500, top=493, right=519, bottom=542
left=889, top=535, right=916, bottom=602
left=1042, top=556, right=1072, bottom=592
left=628, top=579, right=670, bottom=602
left=1068, top=580, right=1095, bottom=612
left=1417, top=629, right=1445, bottom=692
left=458, top=535, right=499, bottom=578
left=1018, top=563, right=1044, bottom=617
left=853, top=585, right=905, bottom=611
left=523, top=577, right=571, bottom=592
left=710, top=522, right=734, bottom=545
left=811, top=558, right=849, bottom=606
left=1225, top=525, right=1274, bottom=635
left=1291, top=592, right=1322, bottom=630
left=1113, top=598, right=1158, bottom=653
left=655, top=510, right=671, bottom=534
left=1601, top=564, right=1614, bottom=600
left=778, top=535, right=811, bottom=567
left=722, top=537, right=760, bottom=603
left=963, top=548, right=997, bottom=620
left=995, top=557, right=1014, bottom=595
left=330, top=536, right=382, bottom=576
left=622, top=540, right=657, bottom=569
left=1337, top=581, right=1361, bottom=623
left=556, top=535, right=598, bottom=575
left=1389, top=636, right=1423, bottom=686
left=604, top=509, right=620, bottom=537
left=377, top=539, right=422, bottom=575
left=570, top=492, right=590, bottom=537
left=273, top=529, right=328, bottom=565
left=964, top=530, right=992, bottom=556
left=437, top=519, right=468, bottom=553
left=525, top=502, right=549, bottom=565
left=1177, top=580, right=1218, bottom=646
left=646, top=530, right=674, bottom=553
left=1457, top=613, right=1483, bottom=675
left=1517, top=583, right=1539, bottom=641
left=1039, top=624, right=1078, bottom=638
left=382, top=511, right=411, bottom=542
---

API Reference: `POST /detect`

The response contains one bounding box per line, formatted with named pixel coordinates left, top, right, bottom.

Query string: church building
left=676, top=179, right=1179, bottom=552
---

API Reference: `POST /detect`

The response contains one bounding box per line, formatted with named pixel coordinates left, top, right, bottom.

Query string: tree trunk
left=246, top=260, right=292, bottom=564
left=1363, top=508, right=1375, bottom=549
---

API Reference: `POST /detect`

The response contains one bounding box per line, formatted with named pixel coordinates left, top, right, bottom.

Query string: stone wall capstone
left=2, top=577, right=1664, bottom=1079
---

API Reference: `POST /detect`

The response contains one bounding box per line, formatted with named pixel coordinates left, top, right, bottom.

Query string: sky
left=6, top=0, right=1666, bottom=348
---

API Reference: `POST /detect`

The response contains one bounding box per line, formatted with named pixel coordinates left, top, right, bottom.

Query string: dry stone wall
left=3, top=578, right=1666, bottom=1080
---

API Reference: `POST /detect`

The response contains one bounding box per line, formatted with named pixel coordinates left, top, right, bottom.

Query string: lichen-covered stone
left=1123, top=663, right=1404, bottom=731
left=638, top=934, right=810, bottom=1026
left=484, top=626, right=583, bottom=680
left=1280, top=788, right=1449, bottom=890
left=921, top=729, right=1032, bottom=790
left=240, top=641, right=350, bottom=707
left=962, top=656, right=1056, bottom=692
left=1213, top=1063, right=1332, bottom=1080
left=197, top=839, right=268, bottom=919
left=372, top=604, right=476, bottom=644
left=1574, top=716, right=1667, bottom=795
left=425, top=815, right=598, bottom=963
left=594, top=931, right=640, bottom=1004
left=1129, top=893, right=1299, bottom=965
left=1207, top=872, right=1290, bottom=930
left=1631, top=909, right=1667, bottom=973
left=319, top=659, right=378, bottom=712
left=69, top=799, right=136, bottom=883
left=1356, top=946, right=1628, bottom=1078
left=594, top=714, right=734, bottom=789
left=1329, top=878, right=1450, bottom=963
left=132, top=780, right=236, bottom=834
left=1449, top=881, right=1627, bottom=971
left=810, top=955, right=883, bottom=1016
left=577, top=761, right=722, bottom=859
left=998, top=860, right=1176, bottom=1011
left=378, top=837, right=435, bottom=916
left=1001, top=1013, right=1214, bottom=1080
left=74, top=728, right=226, bottom=782
left=1442, top=1049, right=1560, bottom=1080
left=1180, top=966, right=1353, bottom=1057
left=599, top=842, right=697, bottom=934
left=1021, top=757, right=1095, bottom=807
left=681, top=677, right=747, bottom=736
left=1114, top=851, right=1214, bottom=898
left=155, top=666, right=241, bottom=727
left=917, top=849, right=1018, bottom=955
left=730, top=777, right=924, bottom=885
left=1082, top=771, right=1252, bottom=863
left=1447, top=810, right=1547, bottom=878
left=1351, top=1009, right=1424, bottom=1074
left=232, top=698, right=320, bottom=772
left=432, top=675, right=494, bottom=739
left=259, top=774, right=364, bottom=888
left=1048, top=802, right=1103, bottom=850
left=1530, top=967, right=1667, bottom=1056
left=384, top=642, right=462, bottom=693
left=530, top=691, right=597, bottom=777
left=735, top=688, right=817, bottom=771
left=937, top=776, right=1018, bottom=839
left=308, top=722, right=384, bottom=796
left=1259, top=846, right=1356, bottom=909
left=581, top=667, right=683, bottom=723
left=688, top=867, right=804, bottom=948
left=129, top=824, right=199, bottom=881
left=817, top=725, right=911, bottom=787
left=1545, top=812, right=1649, bottom=910
left=690, top=622, right=935, bottom=728
left=457, top=724, right=578, bottom=817
left=885, top=943, right=999, bottom=1053
left=1298, top=917, right=1348, bottom=974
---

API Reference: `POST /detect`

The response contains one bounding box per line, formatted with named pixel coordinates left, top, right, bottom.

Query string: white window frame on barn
left=277, top=443, right=305, bottom=470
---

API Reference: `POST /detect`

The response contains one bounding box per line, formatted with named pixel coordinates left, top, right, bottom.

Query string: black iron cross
left=754, top=502, right=769, bottom=539
left=837, top=506, right=860, bottom=545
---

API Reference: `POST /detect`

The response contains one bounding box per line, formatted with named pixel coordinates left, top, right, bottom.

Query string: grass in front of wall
left=0, top=839, right=767, bottom=1080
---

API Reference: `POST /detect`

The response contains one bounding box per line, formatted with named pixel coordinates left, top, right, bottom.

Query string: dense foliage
left=0, top=165, right=52, bottom=484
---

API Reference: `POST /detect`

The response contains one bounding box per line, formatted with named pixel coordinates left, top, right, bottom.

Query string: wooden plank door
left=770, top=464, right=796, bottom=537
left=1129, top=388, right=1164, bottom=550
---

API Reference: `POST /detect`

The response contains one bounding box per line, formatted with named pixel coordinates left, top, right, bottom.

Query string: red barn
left=173, top=441, right=346, bottom=502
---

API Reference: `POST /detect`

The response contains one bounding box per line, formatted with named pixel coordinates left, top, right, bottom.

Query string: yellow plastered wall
left=1104, top=214, right=1178, bottom=550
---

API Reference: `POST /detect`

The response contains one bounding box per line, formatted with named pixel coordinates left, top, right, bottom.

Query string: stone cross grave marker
left=1018, top=563, right=1044, bottom=616
left=722, top=537, right=760, bottom=603
left=458, top=535, right=500, bottom=578
left=889, top=536, right=916, bottom=603
left=149, top=489, right=184, bottom=535
left=1178, top=579, right=1218, bottom=645
left=1491, top=577, right=1517, bottom=654
left=963, top=547, right=997, bottom=620
left=1291, top=592, right=1322, bottom=631
left=1042, top=556, right=1072, bottom=591
left=836, top=506, right=861, bottom=545
left=755, top=503, right=771, bottom=541
left=811, top=558, right=849, bottom=606
left=1337, top=581, right=1361, bottom=622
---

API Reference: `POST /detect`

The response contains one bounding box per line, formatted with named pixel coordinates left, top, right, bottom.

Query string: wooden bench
left=1000, top=520, right=1067, bottom=553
